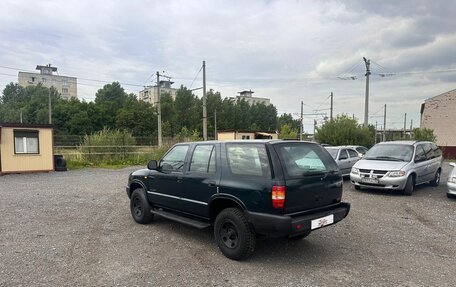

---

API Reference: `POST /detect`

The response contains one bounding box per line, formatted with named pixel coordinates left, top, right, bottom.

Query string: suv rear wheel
left=403, top=176, right=414, bottom=196
left=214, top=208, right=256, bottom=260
left=130, top=189, right=154, bottom=224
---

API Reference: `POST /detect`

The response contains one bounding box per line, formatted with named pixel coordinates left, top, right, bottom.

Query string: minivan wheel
left=130, top=189, right=154, bottom=224
left=403, top=176, right=414, bottom=196
left=430, top=170, right=441, bottom=186
left=214, top=208, right=256, bottom=260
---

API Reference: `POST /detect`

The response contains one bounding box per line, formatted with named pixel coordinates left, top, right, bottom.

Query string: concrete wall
left=0, top=127, right=54, bottom=173
left=421, top=89, right=456, bottom=146
left=18, top=72, right=77, bottom=100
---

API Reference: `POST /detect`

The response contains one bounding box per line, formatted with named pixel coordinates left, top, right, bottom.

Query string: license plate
left=311, top=214, right=334, bottom=230
left=361, top=177, right=379, bottom=184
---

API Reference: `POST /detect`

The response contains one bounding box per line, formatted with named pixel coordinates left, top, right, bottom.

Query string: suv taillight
left=272, top=186, right=286, bottom=209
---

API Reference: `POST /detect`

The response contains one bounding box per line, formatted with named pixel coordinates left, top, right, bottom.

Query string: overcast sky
left=1, top=0, right=455, bottom=132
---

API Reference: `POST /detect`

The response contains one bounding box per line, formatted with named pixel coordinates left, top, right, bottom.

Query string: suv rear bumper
left=246, top=202, right=350, bottom=238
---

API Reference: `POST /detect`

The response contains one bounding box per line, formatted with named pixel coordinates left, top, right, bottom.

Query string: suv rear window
left=226, top=143, right=271, bottom=177
left=276, top=143, right=338, bottom=178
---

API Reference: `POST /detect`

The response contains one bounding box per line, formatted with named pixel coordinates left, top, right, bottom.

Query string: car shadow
left=144, top=215, right=350, bottom=265
left=351, top=182, right=432, bottom=197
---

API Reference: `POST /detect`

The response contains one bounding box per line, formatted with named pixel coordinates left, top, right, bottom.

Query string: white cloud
left=0, top=0, right=455, bottom=132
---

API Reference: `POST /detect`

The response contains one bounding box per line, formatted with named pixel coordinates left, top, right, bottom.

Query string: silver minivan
left=350, top=141, right=442, bottom=195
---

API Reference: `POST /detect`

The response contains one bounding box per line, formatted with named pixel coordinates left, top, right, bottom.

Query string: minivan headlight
left=351, top=167, right=359, bottom=175
left=387, top=170, right=406, bottom=177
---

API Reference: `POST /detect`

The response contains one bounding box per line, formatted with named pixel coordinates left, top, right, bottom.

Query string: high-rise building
left=230, top=90, right=271, bottom=106
left=138, top=80, right=177, bottom=105
left=18, top=64, right=77, bottom=100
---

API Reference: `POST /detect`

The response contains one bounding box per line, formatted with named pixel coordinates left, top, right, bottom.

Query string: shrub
left=79, top=128, right=136, bottom=164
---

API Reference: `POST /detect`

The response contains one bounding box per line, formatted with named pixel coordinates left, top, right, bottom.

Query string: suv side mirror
left=414, top=155, right=425, bottom=163
left=450, top=162, right=456, bottom=167
left=147, top=160, right=158, bottom=170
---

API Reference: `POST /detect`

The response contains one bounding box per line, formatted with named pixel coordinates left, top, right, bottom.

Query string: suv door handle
left=177, top=176, right=183, bottom=183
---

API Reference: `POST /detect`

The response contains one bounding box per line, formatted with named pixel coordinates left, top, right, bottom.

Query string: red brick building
left=420, top=89, right=456, bottom=158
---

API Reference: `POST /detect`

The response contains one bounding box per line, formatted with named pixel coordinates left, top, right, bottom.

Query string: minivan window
left=422, top=143, right=433, bottom=160
left=160, top=145, right=189, bottom=172
left=276, top=143, right=338, bottom=177
left=226, top=144, right=271, bottom=177
left=414, top=145, right=426, bottom=162
left=364, top=144, right=413, bottom=162
left=431, top=143, right=442, bottom=158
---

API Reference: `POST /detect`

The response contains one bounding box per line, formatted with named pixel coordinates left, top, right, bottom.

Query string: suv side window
left=339, top=149, right=349, bottom=160
left=160, top=145, right=189, bottom=172
left=356, top=147, right=367, bottom=154
left=190, top=145, right=216, bottom=174
left=348, top=149, right=358, bottom=158
left=226, top=144, right=271, bottom=177
left=414, top=145, right=426, bottom=162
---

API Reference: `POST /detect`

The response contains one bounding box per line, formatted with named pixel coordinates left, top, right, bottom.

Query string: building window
left=62, top=79, right=69, bottom=86
left=62, top=87, right=69, bottom=94
left=241, top=135, right=250, bottom=140
left=14, top=130, right=39, bottom=154
left=31, top=77, right=35, bottom=82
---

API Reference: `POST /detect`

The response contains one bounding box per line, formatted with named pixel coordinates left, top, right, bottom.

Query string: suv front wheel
left=214, top=208, right=256, bottom=260
left=130, top=189, right=154, bottom=224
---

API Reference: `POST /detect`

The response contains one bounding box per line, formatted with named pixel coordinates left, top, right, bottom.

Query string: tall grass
left=64, top=128, right=169, bottom=169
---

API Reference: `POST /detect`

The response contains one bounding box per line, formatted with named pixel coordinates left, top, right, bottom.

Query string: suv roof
left=176, top=139, right=320, bottom=145
left=377, top=140, right=421, bottom=146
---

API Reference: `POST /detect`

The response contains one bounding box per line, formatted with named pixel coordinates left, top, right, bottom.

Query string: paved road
left=0, top=165, right=455, bottom=286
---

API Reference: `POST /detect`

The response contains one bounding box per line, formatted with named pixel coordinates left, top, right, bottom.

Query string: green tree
left=412, top=128, right=436, bottom=142
left=278, top=113, right=300, bottom=131
left=316, top=115, right=374, bottom=147
left=278, top=124, right=298, bottom=139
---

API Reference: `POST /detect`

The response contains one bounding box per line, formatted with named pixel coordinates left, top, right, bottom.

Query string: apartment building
left=18, top=64, right=77, bottom=100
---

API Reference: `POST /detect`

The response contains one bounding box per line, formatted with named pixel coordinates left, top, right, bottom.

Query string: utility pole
left=363, top=57, right=371, bottom=128
left=313, top=119, right=317, bottom=142
left=300, top=101, right=303, bottom=141
left=214, top=109, right=217, bottom=140
left=20, top=111, right=23, bottom=123
left=410, top=119, right=413, bottom=138
left=156, top=71, right=162, bottom=147
left=202, top=61, right=207, bottom=141
left=403, top=113, right=407, bottom=139
left=330, top=92, right=334, bottom=120
left=48, top=91, right=52, bottom=124
left=383, top=104, right=387, bottom=142
left=375, top=121, right=378, bottom=144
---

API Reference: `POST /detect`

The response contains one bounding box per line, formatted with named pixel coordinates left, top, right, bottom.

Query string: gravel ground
left=0, top=164, right=455, bottom=286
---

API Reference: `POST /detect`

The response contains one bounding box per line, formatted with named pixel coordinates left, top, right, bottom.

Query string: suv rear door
left=273, top=142, right=342, bottom=214
left=180, top=143, right=220, bottom=217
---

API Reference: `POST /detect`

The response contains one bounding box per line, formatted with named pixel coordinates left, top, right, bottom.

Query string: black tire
left=430, top=169, right=441, bottom=186
left=214, top=208, right=256, bottom=260
left=447, top=193, right=456, bottom=199
left=403, top=176, right=414, bottom=196
left=130, top=189, right=154, bottom=224
left=288, top=230, right=311, bottom=240
left=354, top=185, right=361, bottom=190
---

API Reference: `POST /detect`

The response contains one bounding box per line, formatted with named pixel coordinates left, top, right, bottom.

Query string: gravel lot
left=1, top=164, right=455, bottom=286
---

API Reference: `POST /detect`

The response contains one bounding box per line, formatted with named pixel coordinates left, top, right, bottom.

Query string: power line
left=189, top=65, right=203, bottom=90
